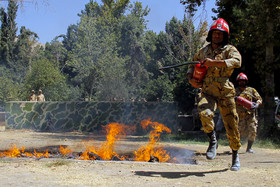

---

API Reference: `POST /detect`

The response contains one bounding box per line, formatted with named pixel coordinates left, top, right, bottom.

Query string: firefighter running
left=235, top=73, right=262, bottom=153
left=187, top=18, right=242, bottom=171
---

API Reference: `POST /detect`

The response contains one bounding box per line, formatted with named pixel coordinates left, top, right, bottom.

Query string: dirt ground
left=0, top=130, right=279, bottom=187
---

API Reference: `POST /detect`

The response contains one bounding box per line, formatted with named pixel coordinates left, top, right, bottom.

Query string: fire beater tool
left=159, top=61, right=208, bottom=88
left=158, top=61, right=201, bottom=70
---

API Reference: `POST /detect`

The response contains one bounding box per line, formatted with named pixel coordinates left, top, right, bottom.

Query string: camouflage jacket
left=28, top=94, right=36, bottom=101
left=187, top=44, right=242, bottom=97
left=236, top=86, right=262, bottom=114
left=37, top=94, right=45, bottom=102
left=187, top=44, right=241, bottom=78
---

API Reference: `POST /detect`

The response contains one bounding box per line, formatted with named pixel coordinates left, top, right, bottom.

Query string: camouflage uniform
left=37, top=91, right=45, bottom=102
left=187, top=44, right=242, bottom=151
left=28, top=94, right=36, bottom=101
left=235, top=87, right=262, bottom=142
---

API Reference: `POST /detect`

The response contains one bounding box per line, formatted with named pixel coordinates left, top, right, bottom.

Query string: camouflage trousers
left=238, top=112, right=258, bottom=142
left=198, top=92, right=241, bottom=151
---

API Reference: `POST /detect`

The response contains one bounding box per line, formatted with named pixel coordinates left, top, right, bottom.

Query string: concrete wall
left=5, top=101, right=178, bottom=133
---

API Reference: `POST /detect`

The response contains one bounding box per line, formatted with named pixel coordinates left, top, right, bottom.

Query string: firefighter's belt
left=204, top=77, right=229, bottom=83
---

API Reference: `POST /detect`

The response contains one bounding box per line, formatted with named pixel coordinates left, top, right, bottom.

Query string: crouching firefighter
left=187, top=18, right=242, bottom=171
left=235, top=73, right=262, bottom=153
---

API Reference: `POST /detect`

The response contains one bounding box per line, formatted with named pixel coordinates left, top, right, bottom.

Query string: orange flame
left=0, top=145, right=50, bottom=158
left=134, top=119, right=172, bottom=162
left=33, top=149, right=50, bottom=158
left=80, top=122, right=128, bottom=161
left=0, top=120, right=173, bottom=163
left=59, top=146, right=72, bottom=156
left=0, top=145, right=21, bottom=157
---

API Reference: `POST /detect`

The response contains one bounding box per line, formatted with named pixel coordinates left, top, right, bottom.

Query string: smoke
left=164, top=146, right=196, bottom=164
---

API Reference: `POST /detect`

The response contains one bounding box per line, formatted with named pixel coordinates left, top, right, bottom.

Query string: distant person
left=37, top=90, right=45, bottom=101
left=28, top=90, right=36, bottom=101
left=235, top=73, right=262, bottom=153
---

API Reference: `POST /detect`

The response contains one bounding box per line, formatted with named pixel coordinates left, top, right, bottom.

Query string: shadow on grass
left=134, top=168, right=228, bottom=179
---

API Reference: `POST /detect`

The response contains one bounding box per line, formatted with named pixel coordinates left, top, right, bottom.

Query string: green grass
left=250, top=139, right=280, bottom=149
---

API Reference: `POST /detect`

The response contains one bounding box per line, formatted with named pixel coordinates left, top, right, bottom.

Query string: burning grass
left=0, top=119, right=176, bottom=163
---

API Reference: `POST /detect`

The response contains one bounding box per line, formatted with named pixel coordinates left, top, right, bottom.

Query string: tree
left=117, top=2, right=150, bottom=99
left=0, top=66, right=21, bottom=102
left=69, top=0, right=131, bottom=101
left=154, top=15, right=207, bottom=112
left=44, top=38, right=67, bottom=72
left=7, top=0, right=18, bottom=42
left=13, top=26, right=39, bottom=81
left=0, top=7, right=9, bottom=64
left=0, top=0, right=49, bottom=9
left=24, top=57, right=75, bottom=101
left=0, top=0, right=18, bottom=65
left=141, top=74, right=174, bottom=102
left=101, top=0, right=129, bottom=18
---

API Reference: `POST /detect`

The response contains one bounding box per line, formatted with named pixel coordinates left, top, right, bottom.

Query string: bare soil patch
left=0, top=130, right=279, bottom=186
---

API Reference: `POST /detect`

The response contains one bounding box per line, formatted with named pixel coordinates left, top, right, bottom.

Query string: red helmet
left=236, top=73, right=248, bottom=81
left=206, top=18, right=230, bottom=43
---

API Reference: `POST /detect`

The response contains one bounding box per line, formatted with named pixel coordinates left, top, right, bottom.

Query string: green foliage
left=180, top=0, right=204, bottom=16
left=24, top=57, right=74, bottom=101
left=7, top=0, right=18, bottom=42
left=141, top=74, right=174, bottom=101
left=44, top=39, right=67, bottom=70
left=0, top=0, right=205, bottom=110
left=0, top=66, right=21, bottom=102
left=95, top=51, right=128, bottom=101
left=0, top=7, right=9, bottom=64
left=71, top=5, right=127, bottom=101
left=0, top=0, right=19, bottom=65
left=64, top=1, right=153, bottom=101
left=117, top=2, right=150, bottom=99
left=12, top=26, right=39, bottom=82
left=173, top=67, right=197, bottom=113
left=154, top=15, right=205, bottom=113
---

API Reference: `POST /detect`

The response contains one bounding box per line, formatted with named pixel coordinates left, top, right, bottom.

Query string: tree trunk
left=263, top=18, right=275, bottom=134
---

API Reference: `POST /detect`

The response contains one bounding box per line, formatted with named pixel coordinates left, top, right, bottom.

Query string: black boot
left=206, top=131, right=217, bottom=160
left=246, top=140, right=255, bottom=153
left=230, top=150, right=240, bottom=171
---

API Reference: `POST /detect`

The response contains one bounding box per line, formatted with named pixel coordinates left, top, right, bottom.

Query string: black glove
left=250, top=102, right=259, bottom=110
